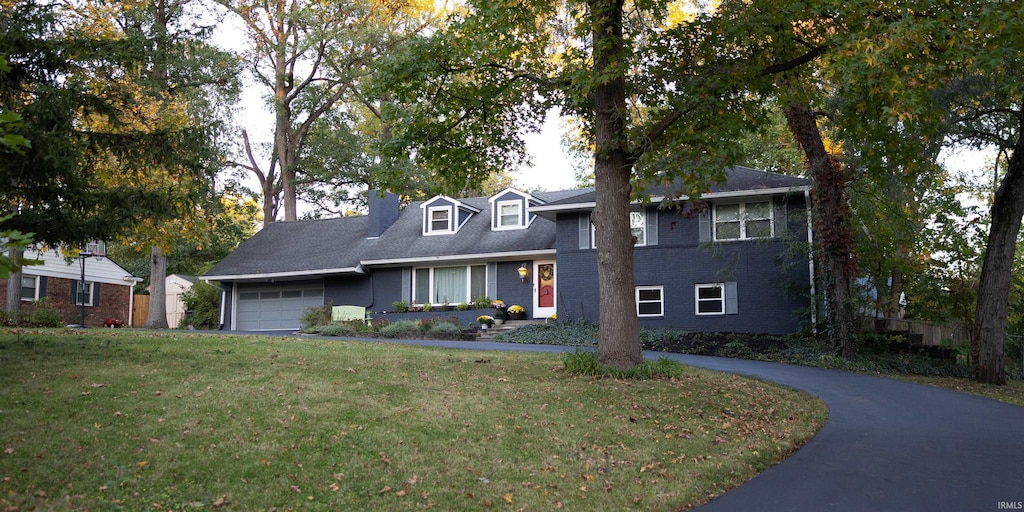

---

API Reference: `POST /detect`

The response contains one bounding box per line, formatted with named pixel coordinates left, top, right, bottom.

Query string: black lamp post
left=77, top=251, right=93, bottom=328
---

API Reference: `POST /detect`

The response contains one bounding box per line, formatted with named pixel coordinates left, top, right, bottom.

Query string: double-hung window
left=630, top=211, right=647, bottom=246
left=75, top=281, right=94, bottom=307
left=413, top=265, right=487, bottom=305
left=636, top=286, right=664, bottom=317
left=496, top=201, right=522, bottom=229
left=20, top=275, right=39, bottom=301
left=428, top=207, right=453, bottom=234
left=714, top=201, right=773, bottom=241
left=587, top=211, right=649, bottom=248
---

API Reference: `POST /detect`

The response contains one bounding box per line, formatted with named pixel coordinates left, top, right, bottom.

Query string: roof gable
left=420, top=195, right=482, bottom=235
left=20, top=249, right=139, bottom=285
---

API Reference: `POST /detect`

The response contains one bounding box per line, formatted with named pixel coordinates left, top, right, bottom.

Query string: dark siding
left=494, top=261, right=534, bottom=316
left=554, top=195, right=811, bottom=334
left=324, top=275, right=375, bottom=308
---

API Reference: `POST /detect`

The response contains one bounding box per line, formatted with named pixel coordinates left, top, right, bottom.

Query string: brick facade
left=0, top=276, right=132, bottom=327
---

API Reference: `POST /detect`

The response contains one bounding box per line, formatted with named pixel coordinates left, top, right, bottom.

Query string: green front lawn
left=0, top=329, right=825, bottom=511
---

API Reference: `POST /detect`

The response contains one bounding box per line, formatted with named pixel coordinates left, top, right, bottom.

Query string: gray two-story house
left=203, top=166, right=813, bottom=333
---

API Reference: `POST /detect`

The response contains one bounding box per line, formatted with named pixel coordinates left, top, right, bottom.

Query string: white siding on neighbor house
left=19, top=249, right=137, bottom=285
left=235, top=284, right=324, bottom=330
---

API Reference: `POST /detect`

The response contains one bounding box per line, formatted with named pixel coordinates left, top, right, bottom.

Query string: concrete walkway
left=360, top=338, right=1024, bottom=512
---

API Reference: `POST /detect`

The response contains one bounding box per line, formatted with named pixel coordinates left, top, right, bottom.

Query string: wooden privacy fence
left=132, top=294, right=150, bottom=327
left=862, top=316, right=968, bottom=347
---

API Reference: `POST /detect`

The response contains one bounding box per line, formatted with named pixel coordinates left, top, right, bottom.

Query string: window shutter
left=93, top=282, right=101, bottom=305
left=39, top=276, right=47, bottom=298
left=401, top=268, right=411, bottom=303
left=646, top=209, right=658, bottom=246
left=699, top=211, right=712, bottom=242
left=772, top=198, right=786, bottom=237
left=578, top=214, right=591, bottom=249
left=486, top=263, right=497, bottom=297
left=725, top=282, right=738, bottom=315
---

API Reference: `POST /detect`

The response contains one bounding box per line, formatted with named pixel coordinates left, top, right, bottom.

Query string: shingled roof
left=204, top=216, right=375, bottom=280
left=537, top=166, right=809, bottom=209
left=205, top=169, right=809, bottom=281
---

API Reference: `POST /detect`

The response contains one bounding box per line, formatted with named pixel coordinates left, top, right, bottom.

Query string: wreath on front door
left=539, top=265, right=554, bottom=281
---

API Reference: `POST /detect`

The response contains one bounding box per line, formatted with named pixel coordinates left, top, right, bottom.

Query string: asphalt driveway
left=367, top=339, right=1024, bottom=512
left=658, top=353, right=1024, bottom=512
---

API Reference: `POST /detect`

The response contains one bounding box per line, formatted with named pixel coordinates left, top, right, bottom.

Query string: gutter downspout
left=123, top=277, right=142, bottom=327
left=218, top=289, right=226, bottom=330
left=805, top=189, right=817, bottom=334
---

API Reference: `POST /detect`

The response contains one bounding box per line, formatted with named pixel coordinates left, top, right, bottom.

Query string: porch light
left=517, top=264, right=529, bottom=282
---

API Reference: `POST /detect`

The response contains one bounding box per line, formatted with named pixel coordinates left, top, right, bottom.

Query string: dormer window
left=429, top=207, right=452, bottom=233
left=421, top=195, right=480, bottom=235
left=489, top=188, right=541, bottom=231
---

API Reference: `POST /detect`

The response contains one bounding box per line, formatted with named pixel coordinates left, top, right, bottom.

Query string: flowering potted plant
left=508, top=304, right=526, bottom=320
left=477, top=315, right=495, bottom=329
left=491, top=300, right=507, bottom=324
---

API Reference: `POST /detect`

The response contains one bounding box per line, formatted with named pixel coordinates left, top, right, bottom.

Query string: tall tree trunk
left=784, top=101, right=858, bottom=357
left=972, top=116, right=1024, bottom=385
left=262, top=175, right=277, bottom=224
left=145, top=245, right=169, bottom=329
left=272, top=0, right=298, bottom=223
left=591, top=0, right=642, bottom=369
left=5, top=249, right=22, bottom=312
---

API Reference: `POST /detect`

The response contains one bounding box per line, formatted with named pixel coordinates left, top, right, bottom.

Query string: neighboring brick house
left=0, top=248, right=142, bottom=327
left=204, top=167, right=813, bottom=333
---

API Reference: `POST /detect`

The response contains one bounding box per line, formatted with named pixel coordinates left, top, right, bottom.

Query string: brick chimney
left=367, top=190, right=400, bottom=238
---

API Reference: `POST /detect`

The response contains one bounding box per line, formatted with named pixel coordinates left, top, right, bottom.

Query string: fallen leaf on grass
left=396, top=489, right=408, bottom=497
left=379, top=485, right=392, bottom=495
left=212, top=496, right=228, bottom=507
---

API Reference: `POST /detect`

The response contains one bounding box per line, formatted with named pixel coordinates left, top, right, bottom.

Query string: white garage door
left=236, top=284, right=324, bottom=330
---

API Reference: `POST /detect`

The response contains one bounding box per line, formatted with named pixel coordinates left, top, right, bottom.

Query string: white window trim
left=425, top=206, right=454, bottom=235
left=713, top=201, right=774, bottom=241
left=589, top=210, right=647, bottom=248
left=636, top=285, right=664, bottom=317
left=412, top=265, right=487, bottom=305
left=493, top=200, right=524, bottom=230
left=75, top=281, right=94, bottom=307
left=695, top=283, right=725, bottom=316
left=20, top=275, right=39, bottom=301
